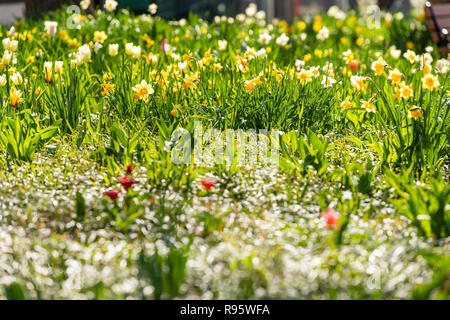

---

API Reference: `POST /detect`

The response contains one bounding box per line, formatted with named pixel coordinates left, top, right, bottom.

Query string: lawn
left=0, top=1, right=448, bottom=299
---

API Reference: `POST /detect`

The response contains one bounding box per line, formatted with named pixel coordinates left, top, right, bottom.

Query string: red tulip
left=126, top=164, right=133, bottom=175
left=103, top=190, right=121, bottom=200
left=322, top=208, right=340, bottom=230
left=349, top=59, right=359, bottom=71
left=118, top=176, right=136, bottom=190
left=201, top=178, right=217, bottom=190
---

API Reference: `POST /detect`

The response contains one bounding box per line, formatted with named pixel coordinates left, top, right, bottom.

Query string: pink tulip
left=201, top=178, right=217, bottom=191
left=322, top=208, right=340, bottom=230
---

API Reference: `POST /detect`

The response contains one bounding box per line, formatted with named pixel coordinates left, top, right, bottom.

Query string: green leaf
left=75, top=191, right=86, bottom=221
left=3, top=282, right=26, bottom=300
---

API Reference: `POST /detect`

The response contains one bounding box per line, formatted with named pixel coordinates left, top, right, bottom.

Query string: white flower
left=236, top=13, right=246, bottom=22
left=256, top=48, right=267, bottom=58
left=8, top=26, right=15, bottom=38
left=93, top=41, right=103, bottom=53
left=9, top=40, right=18, bottom=52
left=2, top=38, right=17, bottom=51
left=163, top=140, right=173, bottom=152
left=170, top=53, right=180, bottom=61
left=125, top=42, right=135, bottom=55
left=0, top=74, right=6, bottom=86
left=435, top=58, right=449, bottom=74
left=342, top=190, right=352, bottom=200
left=2, top=38, right=9, bottom=49
left=422, top=53, right=433, bottom=65
left=256, top=11, right=266, bottom=20
left=161, top=41, right=173, bottom=53
left=109, top=44, right=119, bottom=56
left=148, top=3, right=158, bottom=15
left=323, top=63, right=334, bottom=74
left=425, top=46, right=433, bottom=53
left=70, top=59, right=79, bottom=69
left=385, top=12, right=393, bottom=23
left=317, top=27, right=329, bottom=41
left=104, top=0, right=118, bottom=12
left=44, top=21, right=58, bottom=37
left=403, top=49, right=416, bottom=64
left=54, top=61, right=63, bottom=73
left=218, top=39, right=227, bottom=51
left=2, top=50, right=12, bottom=65
left=295, top=59, right=305, bottom=70
left=10, top=72, right=22, bottom=85
left=327, top=6, right=346, bottom=20
left=389, top=46, right=401, bottom=59
left=80, top=0, right=91, bottom=10
left=321, top=75, right=336, bottom=88
left=394, top=12, right=404, bottom=20
left=276, top=33, right=289, bottom=46
left=245, top=3, right=257, bottom=17
left=309, top=66, right=320, bottom=77
left=77, top=44, right=91, bottom=63
left=178, top=61, right=187, bottom=70
left=148, top=54, right=158, bottom=62
left=258, top=33, right=272, bottom=45
left=131, top=45, right=141, bottom=59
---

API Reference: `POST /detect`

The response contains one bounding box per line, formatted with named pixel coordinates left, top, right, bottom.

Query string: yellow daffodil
left=399, top=82, right=414, bottom=100
left=403, top=50, right=416, bottom=64
left=356, top=37, right=364, bottom=46
left=68, top=38, right=80, bottom=49
left=361, top=99, right=376, bottom=113
left=340, top=97, right=352, bottom=111
left=407, top=106, right=422, bottom=120
left=388, top=68, right=402, bottom=84
left=133, top=80, right=154, bottom=100
left=298, top=68, right=313, bottom=85
left=59, top=30, right=69, bottom=41
left=371, top=57, right=386, bottom=75
left=93, top=31, right=107, bottom=43
left=342, top=49, right=353, bottom=64
left=422, top=63, right=432, bottom=75
left=244, top=76, right=262, bottom=92
left=100, top=82, right=115, bottom=96
left=350, top=76, right=367, bottom=92
left=421, top=74, right=439, bottom=91
left=183, top=74, right=199, bottom=91
left=235, top=55, right=249, bottom=73
left=26, top=55, right=35, bottom=63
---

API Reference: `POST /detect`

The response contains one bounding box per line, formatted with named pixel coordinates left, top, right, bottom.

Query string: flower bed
left=0, top=2, right=448, bottom=299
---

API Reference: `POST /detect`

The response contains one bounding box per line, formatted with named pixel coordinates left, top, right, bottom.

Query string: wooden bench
left=425, top=1, right=450, bottom=55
